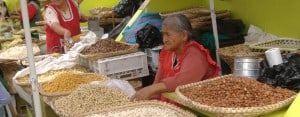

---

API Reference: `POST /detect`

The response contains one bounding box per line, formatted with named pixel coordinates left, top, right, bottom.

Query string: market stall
left=1, top=0, right=300, bottom=116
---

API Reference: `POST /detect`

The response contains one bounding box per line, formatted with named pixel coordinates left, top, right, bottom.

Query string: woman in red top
left=131, top=14, right=220, bottom=104
left=44, top=0, right=89, bottom=54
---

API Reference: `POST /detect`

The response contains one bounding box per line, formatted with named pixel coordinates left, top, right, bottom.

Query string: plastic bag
left=257, top=53, right=300, bottom=91
left=90, top=79, right=136, bottom=97
left=136, top=24, right=163, bottom=49
left=244, top=25, right=278, bottom=45
left=113, top=0, right=142, bottom=17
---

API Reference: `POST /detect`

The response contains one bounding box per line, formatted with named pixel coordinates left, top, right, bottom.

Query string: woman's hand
left=131, top=86, right=155, bottom=101
left=131, top=83, right=168, bottom=101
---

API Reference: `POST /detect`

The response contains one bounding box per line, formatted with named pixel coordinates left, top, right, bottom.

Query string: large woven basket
left=76, top=101, right=196, bottom=117
left=175, top=74, right=297, bottom=117
left=79, top=41, right=139, bottom=61
left=249, top=38, right=300, bottom=53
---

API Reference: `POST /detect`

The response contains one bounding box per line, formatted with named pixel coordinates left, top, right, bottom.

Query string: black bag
left=136, top=24, right=162, bottom=49
left=113, top=0, right=143, bottom=17
left=257, top=53, right=300, bottom=91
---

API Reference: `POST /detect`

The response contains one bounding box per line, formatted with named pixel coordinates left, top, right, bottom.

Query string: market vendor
left=44, top=0, right=91, bottom=54
left=131, top=14, right=220, bottom=104
left=10, top=0, right=41, bottom=27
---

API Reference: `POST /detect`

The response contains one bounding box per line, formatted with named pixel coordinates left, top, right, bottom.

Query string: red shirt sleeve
left=162, top=47, right=210, bottom=91
left=27, top=4, right=37, bottom=20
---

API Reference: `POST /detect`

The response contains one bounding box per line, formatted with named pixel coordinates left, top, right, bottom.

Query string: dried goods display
left=15, top=65, right=90, bottom=85
left=41, top=73, right=109, bottom=95
left=176, top=75, right=297, bottom=117
left=89, top=7, right=123, bottom=26
left=0, top=39, right=24, bottom=50
left=80, top=39, right=138, bottom=60
left=0, top=44, right=40, bottom=60
left=52, top=84, right=131, bottom=117
left=81, top=39, right=130, bottom=54
left=180, top=76, right=296, bottom=107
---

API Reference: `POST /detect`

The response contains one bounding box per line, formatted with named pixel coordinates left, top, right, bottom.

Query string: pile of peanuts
left=16, top=65, right=90, bottom=85
left=86, top=106, right=183, bottom=117
left=41, top=73, right=108, bottom=94
left=181, top=77, right=296, bottom=108
left=81, top=39, right=130, bottom=55
left=53, top=84, right=130, bottom=116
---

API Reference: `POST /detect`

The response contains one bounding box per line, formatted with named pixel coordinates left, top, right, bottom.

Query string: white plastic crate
left=79, top=52, right=149, bottom=80
left=144, top=45, right=162, bottom=71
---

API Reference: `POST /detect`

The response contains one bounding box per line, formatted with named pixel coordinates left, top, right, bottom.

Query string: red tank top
left=45, top=0, right=81, bottom=54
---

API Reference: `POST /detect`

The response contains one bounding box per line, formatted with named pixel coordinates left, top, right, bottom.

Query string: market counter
left=162, top=92, right=288, bottom=117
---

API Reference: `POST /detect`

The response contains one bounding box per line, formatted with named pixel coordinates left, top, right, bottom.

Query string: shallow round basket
left=175, top=74, right=297, bottom=117
left=79, top=41, right=139, bottom=61
left=77, top=101, right=196, bottom=117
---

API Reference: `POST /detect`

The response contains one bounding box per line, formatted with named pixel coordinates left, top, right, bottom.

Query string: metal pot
left=233, top=56, right=261, bottom=79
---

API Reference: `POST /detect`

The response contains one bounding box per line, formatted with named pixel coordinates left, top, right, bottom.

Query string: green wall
left=203, top=0, right=300, bottom=39
left=79, top=0, right=119, bottom=15
left=146, top=0, right=201, bottom=12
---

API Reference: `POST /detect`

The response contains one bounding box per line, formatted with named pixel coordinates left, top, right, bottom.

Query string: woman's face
left=51, top=0, right=65, bottom=6
left=162, top=24, right=187, bottom=51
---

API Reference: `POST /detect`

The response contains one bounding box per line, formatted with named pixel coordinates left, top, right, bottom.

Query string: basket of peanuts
left=175, top=74, right=297, bottom=117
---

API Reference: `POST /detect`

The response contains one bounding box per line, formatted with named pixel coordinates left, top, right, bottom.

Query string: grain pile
left=15, top=65, right=90, bottom=85
left=41, top=73, right=108, bottom=94
left=0, top=44, right=40, bottom=60
left=53, top=84, right=130, bottom=116
left=86, top=107, right=184, bottom=117
left=180, top=77, right=296, bottom=108
left=81, top=39, right=130, bottom=55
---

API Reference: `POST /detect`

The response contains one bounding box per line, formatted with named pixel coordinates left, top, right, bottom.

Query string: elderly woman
left=131, top=14, right=220, bottom=104
left=44, top=0, right=90, bottom=54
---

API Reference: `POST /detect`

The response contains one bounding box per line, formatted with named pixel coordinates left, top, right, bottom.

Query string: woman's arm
left=50, top=22, right=71, bottom=37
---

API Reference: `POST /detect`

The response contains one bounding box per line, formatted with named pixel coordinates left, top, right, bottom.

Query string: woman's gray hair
left=162, top=14, right=193, bottom=40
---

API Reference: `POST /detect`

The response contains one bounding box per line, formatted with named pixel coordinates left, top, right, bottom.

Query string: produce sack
left=136, top=24, right=162, bottom=49
left=257, top=53, right=300, bottom=91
